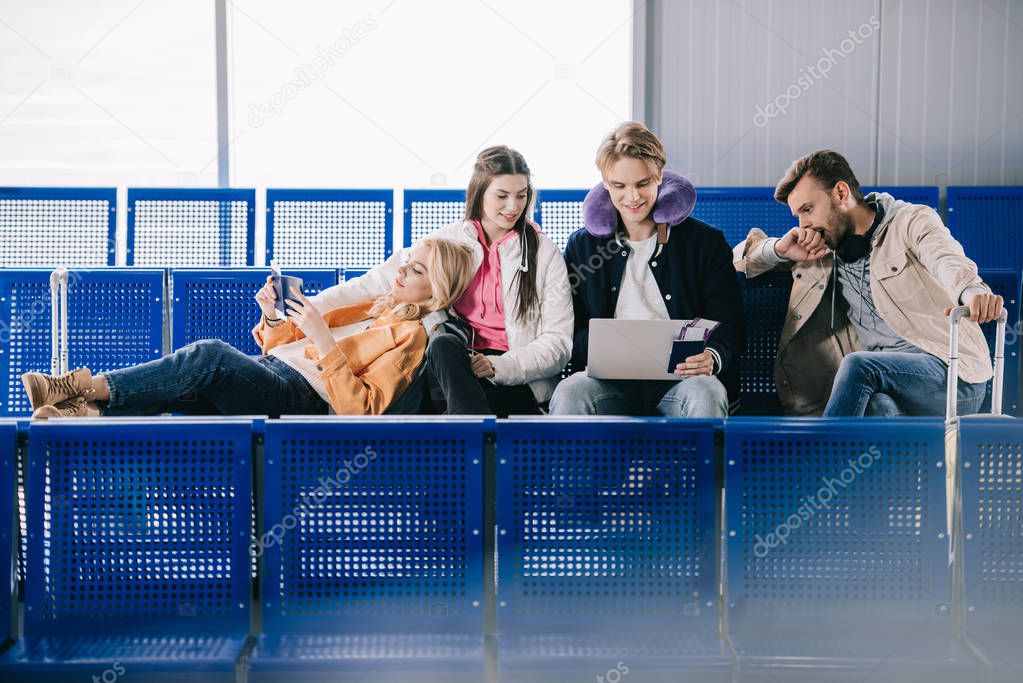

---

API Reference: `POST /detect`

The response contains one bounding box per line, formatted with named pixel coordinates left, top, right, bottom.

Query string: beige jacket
left=734, top=194, right=992, bottom=416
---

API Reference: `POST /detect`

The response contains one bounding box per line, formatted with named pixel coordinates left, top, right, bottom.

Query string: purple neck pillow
left=581, top=169, right=697, bottom=238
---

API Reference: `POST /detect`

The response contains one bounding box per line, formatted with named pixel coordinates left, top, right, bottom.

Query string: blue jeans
left=548, top=372, right=729, bottom=418
left=823, top=351, right=987, bottom=417
left=103, top=339, right=329, bottom=417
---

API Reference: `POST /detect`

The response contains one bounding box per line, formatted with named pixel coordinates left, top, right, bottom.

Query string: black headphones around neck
left=835, top=226, right=875, bottom=262
left=835, top=203, right=881, bottom=263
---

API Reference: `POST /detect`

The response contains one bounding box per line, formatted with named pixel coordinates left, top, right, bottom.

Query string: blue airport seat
left=736, top=271, right=791, bottom=415
left=0, top=421, right=16, bottom=646
left=266, top=189, right=393, bottom=269
left=692, top=187, right=795, bottom=247
left=0, top=188, right=116, bottom=267
left=170, top=268, right=337, bottom=355
left=959, top=418, right=1023, bottom=681
left=977, top=269, right=1020, bottom=415
left=724, top=418, right=979, bottom=681
left=11, top=421, right=26, bottom=629
left=247, top=417, right=486, bottom=682
left=534, top=189, right=587, bottom=251
left=341, top=268, right=367, bottom=281
left=863, top=185, right=940, bottom=210
left=0, top=419, right=253, bottom=682
left=948, top=186, right=1023, bottom=273
left=402, top=189, right=466, bottom=247
left=495, top=417, right=732, bottom=683
left=0, top=269, right=164, bottom=416
left=127, top=188, right=256, bottom=267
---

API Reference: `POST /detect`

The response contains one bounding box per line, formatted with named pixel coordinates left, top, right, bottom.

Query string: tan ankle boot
left=21, top=367, right=94, bottom=410
left=32, top=396, right=96, bottom=419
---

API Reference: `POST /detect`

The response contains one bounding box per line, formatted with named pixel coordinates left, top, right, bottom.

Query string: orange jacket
left=251, top=302, right=426, bottom=415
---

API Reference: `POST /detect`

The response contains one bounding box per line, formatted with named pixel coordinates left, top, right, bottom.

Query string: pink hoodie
left=453, top=219, right=516, bottom=351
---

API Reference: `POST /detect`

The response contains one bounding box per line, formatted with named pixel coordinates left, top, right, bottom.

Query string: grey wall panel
left=877, top=0, right=1023, bottom=185
left=648, top=0, right=881, bottom=186
left=645, top=0, right=1021, bottom=186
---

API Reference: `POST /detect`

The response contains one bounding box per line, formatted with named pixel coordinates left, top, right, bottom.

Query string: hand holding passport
left=270, top=267, right=305, bottom=319
left=666, top=318, right=720, bottom=373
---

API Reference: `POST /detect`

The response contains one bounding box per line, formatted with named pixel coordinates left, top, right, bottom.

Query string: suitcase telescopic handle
left=49, top=270, right=60, bottom=376
left=59, top=268, right=69, bottom=375
left=947, top=305, right=1007, bottom=419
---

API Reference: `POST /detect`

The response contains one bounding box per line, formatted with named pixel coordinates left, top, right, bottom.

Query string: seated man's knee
left=838, top=351, right=873, bottom=376
left=865, top=392, right=901, bottom=417
left=661, top=375, right=728, bottom=418
left=549, top=372, right=600, bottom=415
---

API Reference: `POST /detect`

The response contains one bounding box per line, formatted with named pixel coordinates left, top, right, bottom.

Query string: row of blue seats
left=0, top=267, right=1018, bottom=419
left=0, top=417, right=1019, bottom=682
left=1, top=185, right=1020, bottom=271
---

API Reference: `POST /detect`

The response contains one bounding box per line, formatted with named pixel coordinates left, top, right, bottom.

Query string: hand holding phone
left=255, top=274, right=280, bottom=320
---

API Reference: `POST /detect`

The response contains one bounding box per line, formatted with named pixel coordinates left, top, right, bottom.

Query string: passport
left=666, top=318, right=720, bottom=373
left=272, top=274, right=305, bottom=318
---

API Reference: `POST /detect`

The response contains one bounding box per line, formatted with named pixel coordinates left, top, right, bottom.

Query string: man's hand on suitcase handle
left=944, top=292, right=1003, bottom=324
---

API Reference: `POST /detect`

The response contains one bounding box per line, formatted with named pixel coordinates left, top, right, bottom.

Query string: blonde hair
left=595, top=121, right=667, bottom=176
left=369, top=237, right=475, bottom=321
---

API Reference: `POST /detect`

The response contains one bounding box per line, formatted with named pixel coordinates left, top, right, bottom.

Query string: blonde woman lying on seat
left=22, top=238, right=475, bottom=418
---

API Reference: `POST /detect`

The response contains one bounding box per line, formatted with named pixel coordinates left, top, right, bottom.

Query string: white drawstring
left=519, top=228, right=529, bottom=273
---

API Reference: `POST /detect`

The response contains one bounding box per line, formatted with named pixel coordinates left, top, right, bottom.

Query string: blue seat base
left=962, top=629, right=1023, bottom=683
left=733, top=669, right=985, bottom=683
left=247, top=633, right=485, bottom=683
left=0, top=634, right=247, bottom=683
left=497, top=630, right=735, bottom=683
left=729, top=618, right=982, bottom=681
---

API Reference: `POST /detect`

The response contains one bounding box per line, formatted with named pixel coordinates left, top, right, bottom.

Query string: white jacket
left=309, top=220, right=573, bottom=403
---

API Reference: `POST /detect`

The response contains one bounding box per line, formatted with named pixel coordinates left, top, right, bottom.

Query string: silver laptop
left=586, top=318, right=682, bottom=380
